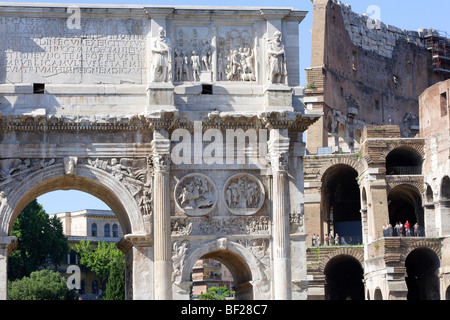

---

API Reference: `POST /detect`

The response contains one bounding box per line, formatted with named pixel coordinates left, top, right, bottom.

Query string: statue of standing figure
left=151, top=27, right=171, bottom=82
left=267, top=31, right=287, bottom=84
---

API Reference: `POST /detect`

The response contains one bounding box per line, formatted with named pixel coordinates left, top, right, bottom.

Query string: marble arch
left=0, top=163, right=144, bottom=237
left=0, top=3, right=319, bottom=300
left=177, top=238, right=269, bottom=300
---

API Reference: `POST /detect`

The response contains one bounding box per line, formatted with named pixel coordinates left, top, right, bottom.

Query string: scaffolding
left=424, top=30, right=450, bottom=76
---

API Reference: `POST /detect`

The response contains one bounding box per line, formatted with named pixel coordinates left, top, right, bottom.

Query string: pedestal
left=147, top=83, right=175, bottom=110
left=264, top=85, right=293, bottom=111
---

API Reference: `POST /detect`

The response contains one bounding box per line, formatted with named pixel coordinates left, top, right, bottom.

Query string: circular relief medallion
left=174, top=173, right=217, bottom=216
left=223, top=173, right=265, bottom=216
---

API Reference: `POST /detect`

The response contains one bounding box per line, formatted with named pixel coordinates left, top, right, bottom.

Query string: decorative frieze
left=171, top=216, right=270, bottom=236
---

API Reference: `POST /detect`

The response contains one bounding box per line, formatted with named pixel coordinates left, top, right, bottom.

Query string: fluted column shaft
left=268, top=128, right=291, bottom=300
left=152, top=134, right=172, bottom=300
left=272, top=168, right=291, bottom=300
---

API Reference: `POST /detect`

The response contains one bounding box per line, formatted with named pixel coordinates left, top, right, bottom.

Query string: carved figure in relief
left=151, top=27, right=171, bottom=83
left=63, top=156, right=78, bottom=175
left=178, top=176, right=213, bottom=209
left=223, top=174, right=265, bottom=216
left=139, top=187, right=153, bottom=216
left=200, top=40, right=212, bottom=71
left=110, top=158, right=132, bottom=180
left=225, top=176, right=260, bottom=210
left=217, top=53, right=225, bottom=81
left=8, top=159, right=31, bottom=176
left=182, top=52, right=191, bottom=81
left=218, top=31, right=256, bottom=82
left=174, top=28, right=213, bottom=82
left=172, top=240, right=189, bottom=282
left=191, top=51, right=201, bottom=82
left=174, top=50, right=184, bottom=82
left=175, top=174, right=217, bottom=216
left=267, top=31, right=287, bottom=84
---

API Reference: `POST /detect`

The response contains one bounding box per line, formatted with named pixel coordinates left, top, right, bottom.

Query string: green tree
left=104, top=257, right=125, bottom=300
left=8, top=199, right=69, bottom=281
left=199, top=286, right=233, bottom=300
left=74, top=240, right=125, bottom=297
left=8, top=269, right=77, bottom=300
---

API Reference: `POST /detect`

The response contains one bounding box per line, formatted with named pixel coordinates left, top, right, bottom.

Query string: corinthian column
left=151, top=132, right=172, bottom=300
left=268, top=128, right=292, bottom=300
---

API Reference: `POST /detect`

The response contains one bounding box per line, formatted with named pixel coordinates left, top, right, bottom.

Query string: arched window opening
left=91, top=223, right=97, bottom=237
left=324, top=255, right=364, bottom=300
left=361, top=188, right=367, bottom=211
left=112, top=224, right=119, bottom=237
left=322, top=165, right=362, bottom=244
left=441, top=176, right=450, bottom=201
left=104, top=223, right=110, bottom=237
left=386, top=147, right=423, bottom=175
left=426, top=185, right=434, bottom=205
left=374, top=288, right=383, bottom=300
left=405, top=248, right=440, bottom=300
left=388, top=185, right=424, bottom=236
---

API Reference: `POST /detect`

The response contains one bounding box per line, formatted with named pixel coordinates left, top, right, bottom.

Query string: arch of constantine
left=0, top=3, right=319, bottom=300
left=1, top=1, right=450, bottom=301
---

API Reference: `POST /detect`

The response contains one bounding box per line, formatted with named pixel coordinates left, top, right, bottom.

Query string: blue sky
left=25, top=0, right=448, bottom=214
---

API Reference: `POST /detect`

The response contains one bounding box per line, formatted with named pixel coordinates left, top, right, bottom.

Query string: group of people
left=311, top=233, right=354, bottom=246
left=382, top=221, right=421, bottom=237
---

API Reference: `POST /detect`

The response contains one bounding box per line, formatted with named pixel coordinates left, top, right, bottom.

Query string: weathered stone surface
left=0, top=3, right=318, bottom=301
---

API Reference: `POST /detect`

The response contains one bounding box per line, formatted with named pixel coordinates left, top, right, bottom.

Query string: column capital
left=117, top=233, right=153, bottom=254
left=268, top=151, right=290, bottom=173
left=151, top=152, right=171, bottom=173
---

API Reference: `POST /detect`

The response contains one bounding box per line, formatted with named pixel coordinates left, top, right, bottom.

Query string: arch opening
left=8, top=189, right=126, bottom=300
left=324, top=255, right=364, bottom=300
left=374, top=288, right=383, bottom=300
left=386, top=147, right=423, bottom=175
left=199, top=250, right=253, bottom=300
left=322, top=164, right=362, bottom=244
left=191, top=258, right=234, bottom=300
left=442, top=176, right=450, bottom=201
left=388, top=185, right=424, bottom=236
left=426, top=185, right=434, bottom=205
left=6, top=172, right=135, bottom=236
left=405, top=248, right=440, bottom=300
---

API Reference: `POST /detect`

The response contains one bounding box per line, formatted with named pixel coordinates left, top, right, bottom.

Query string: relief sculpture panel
left=173, top=26, right=213, bottom=82
left=217, top=26, right=256, bottom=82
left=174, top=173, right=217, bottom=216
left=223, top=173, right=265, bottom=216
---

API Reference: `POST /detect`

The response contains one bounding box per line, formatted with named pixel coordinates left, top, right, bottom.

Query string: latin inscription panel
left=0, top=17, right=148, bottom=84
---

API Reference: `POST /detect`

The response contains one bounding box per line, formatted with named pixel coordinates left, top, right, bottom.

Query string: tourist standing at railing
left=316, top=235, right=321, bottom=247
left=414, top=223, right=420, bottom=237
left=405, top=221, right=411, bottom=236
